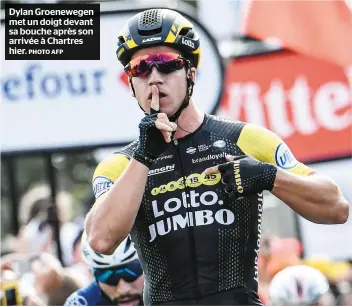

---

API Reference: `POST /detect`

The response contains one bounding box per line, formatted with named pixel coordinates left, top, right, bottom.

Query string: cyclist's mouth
left=148, top=92, right=167, bottom=100
left=118, top=299, right=139, bottom=306
left=114, top=294, right=141, bottom=306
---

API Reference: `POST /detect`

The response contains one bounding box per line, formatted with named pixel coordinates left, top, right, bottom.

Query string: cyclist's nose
left=116, top=279, right=133, bottom=295
left=148, top=66, right=164, bottom=86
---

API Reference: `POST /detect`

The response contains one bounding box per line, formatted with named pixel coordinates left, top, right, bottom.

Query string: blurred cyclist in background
left=269, top=265, right=335, bottom=306
left=64, top=234, right=144, bottom=306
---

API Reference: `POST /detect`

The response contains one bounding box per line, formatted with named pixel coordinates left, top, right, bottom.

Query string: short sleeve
left=92, top=153, right=130, bottom=199
left=236, top=123, right=315, bottom=176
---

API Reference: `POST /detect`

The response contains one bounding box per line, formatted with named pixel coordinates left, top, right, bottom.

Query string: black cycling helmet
left=116, top=9, right=201, bottom=69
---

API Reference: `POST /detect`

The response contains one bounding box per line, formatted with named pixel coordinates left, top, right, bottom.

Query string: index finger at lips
left=204, top=166, right=219, bottom=175
left=150, top=85, right=160, bottom=114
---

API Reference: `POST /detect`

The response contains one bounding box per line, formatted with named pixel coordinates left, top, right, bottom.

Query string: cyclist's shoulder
left=204, top=114, right=247, bottom=140
left=93, top=140, right=138, bottom=178
left=205, top=115, right=278, bottom=140
left=205, top=114, right=245, bottom=126
left=92, top=140, right=138, bottom=197
left=118, top=139, right=139, bottom=158
left=64, top=281, right=100, bottom=306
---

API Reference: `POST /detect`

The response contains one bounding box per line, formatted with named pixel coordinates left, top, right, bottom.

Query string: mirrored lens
left=125, top=53, right=186, bottom=78
left=94, top=261, right=143, bottom=286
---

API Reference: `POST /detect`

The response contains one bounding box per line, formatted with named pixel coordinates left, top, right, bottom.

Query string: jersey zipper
left=173, top=139, right=200, bottom=301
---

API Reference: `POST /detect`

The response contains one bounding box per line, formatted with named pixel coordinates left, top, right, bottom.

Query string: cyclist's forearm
left=85, top=159, right=149, bottom=254
left=272, top=169, right=349, bottom=224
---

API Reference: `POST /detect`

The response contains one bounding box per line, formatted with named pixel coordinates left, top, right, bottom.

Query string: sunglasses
left=93, top=261, right=143, bottom=286
left=124, top=52, right=189, bottom=78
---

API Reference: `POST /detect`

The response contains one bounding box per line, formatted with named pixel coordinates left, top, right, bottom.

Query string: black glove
left=218, top=155, right=277, bottom=199
left=133, top=112, right=169, bottom=168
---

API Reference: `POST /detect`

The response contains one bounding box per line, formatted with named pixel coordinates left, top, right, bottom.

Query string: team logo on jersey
left=275, top=143, right=298, bottom=170
left=149, top=190, right=235, bottom=242
left=210, top=115, right=235, bottom=124
left=186, top=147, right=197, bottom=154
left=198, top=144, right=212, bottom=152
left=148, top=164, right=175, bottom=176
left=156, top=155, right=173, bottom=161
left=212, top=140, right=226, bottom=148
left=151, top=172, right=221, bottom=195
left=192, top=152, right=228, bottom=164
left=93, top=176, right=114, bottom=199
left=186, top=145, right=213, bottom=154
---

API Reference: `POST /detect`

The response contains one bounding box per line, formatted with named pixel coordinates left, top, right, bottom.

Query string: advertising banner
left=1, top=9, right=224, bottom=153
left=243, top=0, right=352, bottom=68
left=218, top=51, right=352, bottom=162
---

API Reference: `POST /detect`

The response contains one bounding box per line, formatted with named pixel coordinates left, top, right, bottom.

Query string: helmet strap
left=168, top=75, right=194, bottom=122
left=129, top=77, right=148, bottom=116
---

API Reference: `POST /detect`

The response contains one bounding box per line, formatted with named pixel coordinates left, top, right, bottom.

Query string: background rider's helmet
left=116, top=8, right=201, bottom=69
left=269, top=265, right=334, bottom=306
left=81, top=232, right=139, bottom=269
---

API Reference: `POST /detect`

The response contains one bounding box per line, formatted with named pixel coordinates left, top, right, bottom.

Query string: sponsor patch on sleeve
left=93, top=176, right=114, bottom=199
left=275, top=143, right=298, bottom=170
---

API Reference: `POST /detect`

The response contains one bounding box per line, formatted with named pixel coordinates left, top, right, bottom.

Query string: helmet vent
left=93, top=260, right=107, bottom=266
left=117, top=36, right=125, bottom=46
left=138, top=9, right=162, bottom=32
left=179, top=28, right=191, bottom=37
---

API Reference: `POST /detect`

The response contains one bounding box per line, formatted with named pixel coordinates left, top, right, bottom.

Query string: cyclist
left=269, top=265, right=335, bottom=306
left=85, top=8, right=349, bottom=306
left=64, top=234, right=144, bottom=306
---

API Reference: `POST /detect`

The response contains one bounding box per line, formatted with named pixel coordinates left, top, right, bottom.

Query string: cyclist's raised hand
left=133, top=85, right=176, bottom=168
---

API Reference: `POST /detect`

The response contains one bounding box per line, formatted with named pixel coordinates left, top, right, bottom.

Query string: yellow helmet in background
left=302, top=258, right=350, bottom=282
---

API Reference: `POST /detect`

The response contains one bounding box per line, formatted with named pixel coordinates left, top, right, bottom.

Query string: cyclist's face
left=99, top=275, right=144, bottom=306
left=130, top=46, right=196, bottom=116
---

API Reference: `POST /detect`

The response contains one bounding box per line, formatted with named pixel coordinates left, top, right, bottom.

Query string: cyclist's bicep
left=236, top=123, right=315, bottom=176
left=92, top=153, right=130, bottom=200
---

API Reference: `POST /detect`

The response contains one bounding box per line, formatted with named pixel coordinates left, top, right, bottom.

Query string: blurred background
left=1, top=0, right=352, bottom=305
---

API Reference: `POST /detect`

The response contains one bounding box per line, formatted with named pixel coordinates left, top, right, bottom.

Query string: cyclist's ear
left=188, top=67, right=197, bottom=84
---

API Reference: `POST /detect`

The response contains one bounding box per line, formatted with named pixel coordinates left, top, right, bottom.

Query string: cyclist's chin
left=160, top=104, right=182, bottom=119
left=160, top=106, right=173, bottom=116
left=118, top=299, right=140, bottom=306
left=114, top=293, right=142, bottom=306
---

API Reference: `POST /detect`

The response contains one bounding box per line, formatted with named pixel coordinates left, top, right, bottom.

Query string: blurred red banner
left=243, top=0, right=352, bottom=68
left=218, top=51, right=352, bottom=162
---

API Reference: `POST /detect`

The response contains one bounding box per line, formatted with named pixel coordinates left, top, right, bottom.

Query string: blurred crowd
left=0, top=184, right=351, bottom=306
left=0, top=184, right=92, bottom=305
left=257, top=236, right=352, bottom=305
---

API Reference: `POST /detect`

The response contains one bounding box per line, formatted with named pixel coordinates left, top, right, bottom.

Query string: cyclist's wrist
left=132, top=151, right=157, bottom=168
left=136, top=114, right=168, bottom=166
left=261, top=163, right=277, bottom=191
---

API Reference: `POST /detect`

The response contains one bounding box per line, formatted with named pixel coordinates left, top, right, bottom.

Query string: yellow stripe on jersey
left=237, top=123, right=314, bottom=177
left=92, top=153, right=130, bottom=199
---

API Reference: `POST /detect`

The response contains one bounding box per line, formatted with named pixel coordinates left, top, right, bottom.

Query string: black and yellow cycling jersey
left=92, top=114, right=314, bottom=306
